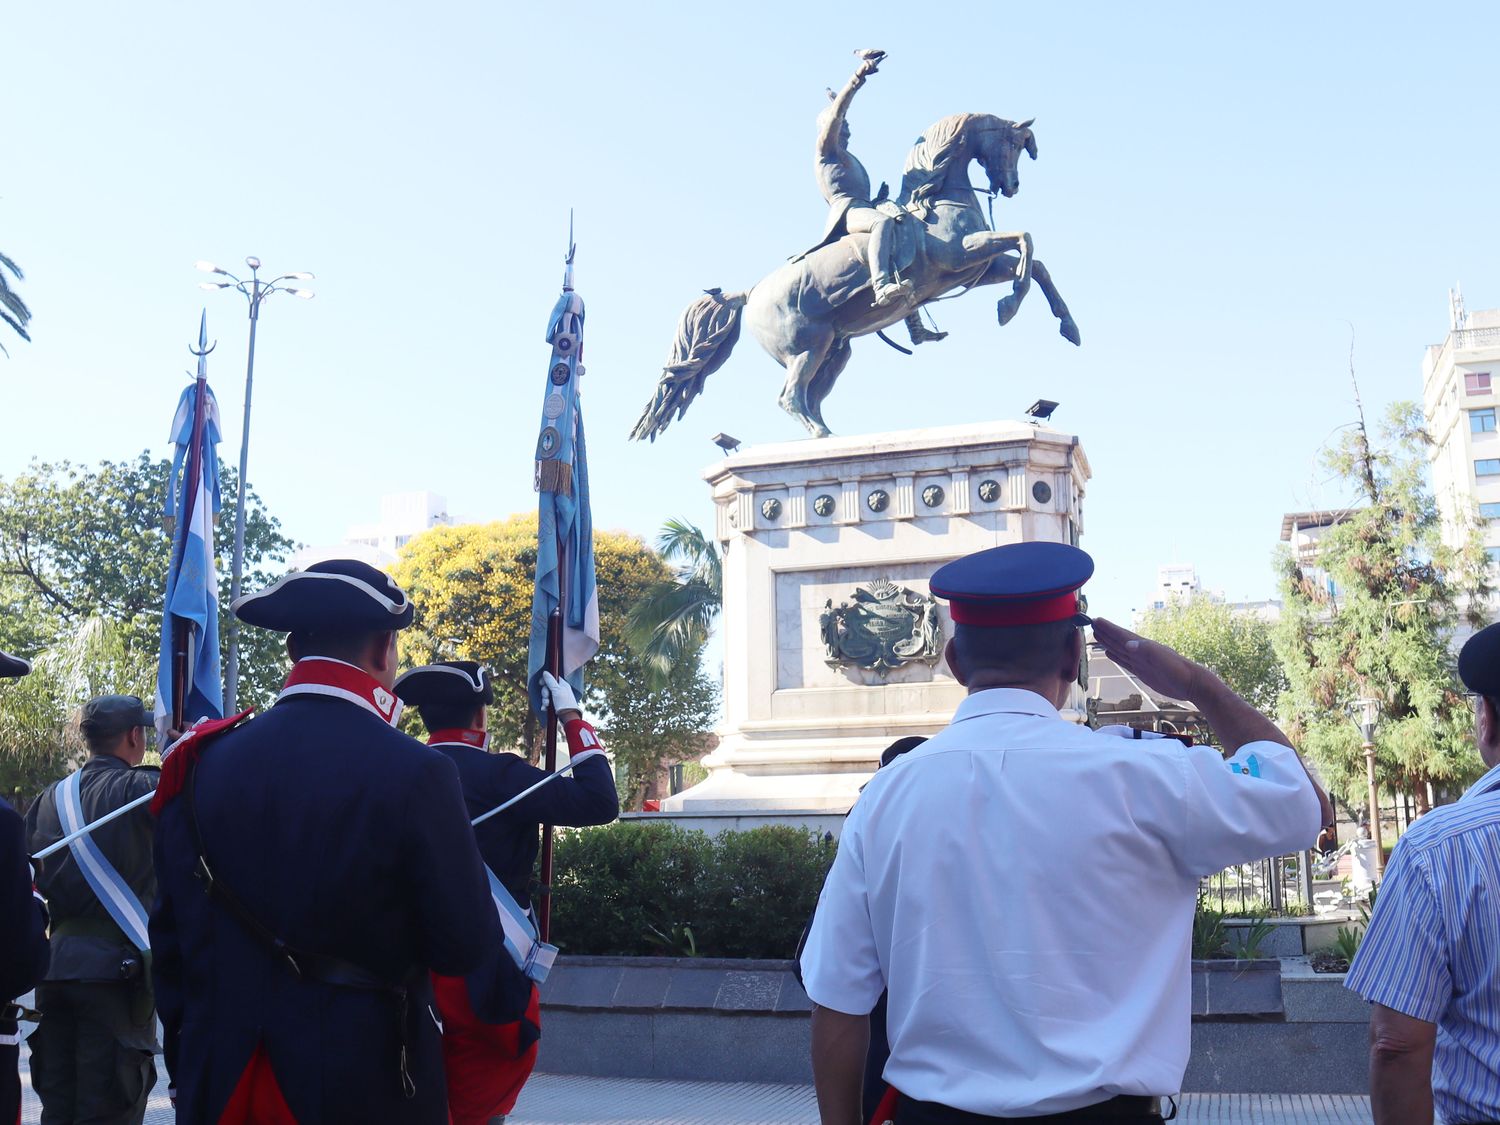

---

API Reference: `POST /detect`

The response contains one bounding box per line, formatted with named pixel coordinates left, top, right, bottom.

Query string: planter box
left=537, top=955, right=812, bottom=1084
left=1191, top=958, right=1283, bottom=1018
left=537, top=955, right=1371, bottom=1092
left=1223, top=916, right=1356, bottom=958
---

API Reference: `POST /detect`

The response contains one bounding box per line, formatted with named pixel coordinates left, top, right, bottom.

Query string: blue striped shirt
left=1346, top=761, right=1500, bottom=1125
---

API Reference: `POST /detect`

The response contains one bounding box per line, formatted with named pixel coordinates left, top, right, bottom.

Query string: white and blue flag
left=165, top=382, right=222, bottom=524
left=156, top=311, right=224, bottom=735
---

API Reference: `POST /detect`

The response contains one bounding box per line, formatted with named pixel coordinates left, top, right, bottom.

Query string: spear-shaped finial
left=189, top=308, right=216, bottom=378
left=562, top=209, right=577, bottom=293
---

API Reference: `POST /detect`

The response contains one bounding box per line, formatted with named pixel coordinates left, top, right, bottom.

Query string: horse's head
left=976, top=117, right=1037, bottom=199
left=901, top=113, right=1038, bottom=212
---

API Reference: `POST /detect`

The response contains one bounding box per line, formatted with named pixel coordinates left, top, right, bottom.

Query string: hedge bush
left=550, top=822, right=837, bottom=958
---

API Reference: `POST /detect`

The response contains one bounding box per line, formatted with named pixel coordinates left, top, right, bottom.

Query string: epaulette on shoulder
left=150, top=709, right=255, bottom=817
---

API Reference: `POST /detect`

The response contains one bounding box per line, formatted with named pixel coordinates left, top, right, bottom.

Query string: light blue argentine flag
left=156, top=377, right=224, bottom=734
left=528, top=260, right=600, bottom=712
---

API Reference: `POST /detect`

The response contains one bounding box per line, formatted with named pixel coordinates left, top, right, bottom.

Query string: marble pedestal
left=661, top=420, right=1091, bottom=814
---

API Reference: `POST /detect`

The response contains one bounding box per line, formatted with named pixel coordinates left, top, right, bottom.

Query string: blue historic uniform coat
left=429, top=728, right=617, bottom=1024
left=151, top=692, right=503, bottom=1124
left=440, top=736, right=619, bottom=904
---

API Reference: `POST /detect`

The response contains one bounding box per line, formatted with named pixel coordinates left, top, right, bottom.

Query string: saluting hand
left=541, top=672, right=584, bottom=723
left=1092, top=617, right=1208, bottom=703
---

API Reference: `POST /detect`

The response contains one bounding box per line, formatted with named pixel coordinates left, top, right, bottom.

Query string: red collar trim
left=278, top=658, right=402, bottom=727
left=427, top=727, right=490, bottom=750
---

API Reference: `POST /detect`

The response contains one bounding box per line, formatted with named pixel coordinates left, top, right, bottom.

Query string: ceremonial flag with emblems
left=527, top=242, right=600, bottom=713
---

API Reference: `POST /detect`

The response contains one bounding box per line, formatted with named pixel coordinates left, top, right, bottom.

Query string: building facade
left=290, top=490, right=453, bottom=569
left=1423, top=292, right=1500, bottom=560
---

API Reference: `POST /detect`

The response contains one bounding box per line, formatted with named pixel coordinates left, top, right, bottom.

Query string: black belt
left=899, top=1094, right=1167, bottom=1124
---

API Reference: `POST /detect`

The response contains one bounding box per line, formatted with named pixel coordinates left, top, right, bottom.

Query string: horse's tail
left=629, top=288, right=749, bottom=442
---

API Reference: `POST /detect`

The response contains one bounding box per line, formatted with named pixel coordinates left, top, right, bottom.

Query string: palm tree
left=626, top=518, right=722, bottom=685
left=0, top=252, right=32, bottom=355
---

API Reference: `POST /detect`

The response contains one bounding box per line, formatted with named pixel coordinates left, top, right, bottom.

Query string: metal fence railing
left=1199, top=851, right=1318, bottom=916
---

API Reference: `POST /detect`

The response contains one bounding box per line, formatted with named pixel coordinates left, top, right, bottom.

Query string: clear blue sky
left=5, top=1, right=1498, bottom=621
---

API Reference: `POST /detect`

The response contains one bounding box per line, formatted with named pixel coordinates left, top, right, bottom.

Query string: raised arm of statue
left=815, top=50, right=884, bottom=162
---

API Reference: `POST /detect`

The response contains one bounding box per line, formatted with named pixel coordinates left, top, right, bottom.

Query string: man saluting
left=801, top=542, right=1329, bottom=1124
left=395, top=660, right=618, bottom=1125
left=150, top=560, right=503, bottom=1124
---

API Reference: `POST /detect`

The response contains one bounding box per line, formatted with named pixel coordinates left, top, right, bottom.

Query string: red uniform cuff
left=562, top=717, right=604, bottom=755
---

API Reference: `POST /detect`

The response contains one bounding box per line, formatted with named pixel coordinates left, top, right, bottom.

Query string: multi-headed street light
left=196, top=256, right=315, bottom=713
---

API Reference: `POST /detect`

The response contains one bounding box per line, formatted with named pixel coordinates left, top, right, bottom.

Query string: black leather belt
left=899, top=1094, right=1165, bottom=1123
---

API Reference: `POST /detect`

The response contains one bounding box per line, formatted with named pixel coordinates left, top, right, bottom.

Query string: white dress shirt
left=800, top=688, right=1321, bottom=1117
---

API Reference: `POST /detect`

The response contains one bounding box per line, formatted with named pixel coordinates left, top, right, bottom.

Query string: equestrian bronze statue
left=631, top=51, right=1080, bottom=442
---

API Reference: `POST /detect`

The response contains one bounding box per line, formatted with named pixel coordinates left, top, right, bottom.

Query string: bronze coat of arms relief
left=819, top=579, right=944, bottom=675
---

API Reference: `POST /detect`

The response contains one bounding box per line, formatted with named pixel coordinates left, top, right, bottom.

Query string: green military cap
left=79, top=694, right=153, bottom=738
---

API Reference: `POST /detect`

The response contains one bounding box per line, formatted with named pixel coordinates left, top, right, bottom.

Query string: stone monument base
left=661, top=420, right=1090, bottom=815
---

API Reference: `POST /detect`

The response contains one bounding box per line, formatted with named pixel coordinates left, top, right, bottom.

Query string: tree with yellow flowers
left=392, top=516, right=718, bottom=804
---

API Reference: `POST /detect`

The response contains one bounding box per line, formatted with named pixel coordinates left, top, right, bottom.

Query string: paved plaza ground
left=17, top=1056, right=1374, bottom=1123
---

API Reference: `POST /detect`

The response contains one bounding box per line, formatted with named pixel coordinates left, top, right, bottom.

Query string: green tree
left=603, top=647, right=718, bottom=808
left=1273, top=399, right=1490, bottom=813
left=0, top=453, right=296, bottom=712
left=392, top=517, right=719, bottom=781
left=1137, top=597, right=1287, bottom=715
left=0, top=252, right=31, bottom=355
left=0, top=616, right=152, bottom=802
left=626, top=518, right=722, bottom=686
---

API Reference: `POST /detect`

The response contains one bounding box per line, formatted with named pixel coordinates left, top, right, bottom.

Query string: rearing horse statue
left=630, top=106, right=1080, bottom=441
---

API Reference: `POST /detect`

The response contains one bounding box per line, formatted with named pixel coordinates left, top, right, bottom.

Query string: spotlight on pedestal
left=1025, top=399, right=1060, bottom=423
left=712, top=432, right=742, bottom=454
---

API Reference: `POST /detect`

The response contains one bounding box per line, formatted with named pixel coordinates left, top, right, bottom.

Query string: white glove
left=541, top=672, right=583, bottom=719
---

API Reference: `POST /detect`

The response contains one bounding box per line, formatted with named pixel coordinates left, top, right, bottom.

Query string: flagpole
left=533, top=214, right=589, bottom=945
left=172, top=314, right=215, bottom=732
left=539, top=601, right=562, bottom=942
left=33, top=790, right=157, bottom=861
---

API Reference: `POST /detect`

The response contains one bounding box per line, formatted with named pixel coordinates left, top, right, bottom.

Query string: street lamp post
left=1353, top=697, right=1384, bottom=878
left=197, top=257, right=315, bottom=713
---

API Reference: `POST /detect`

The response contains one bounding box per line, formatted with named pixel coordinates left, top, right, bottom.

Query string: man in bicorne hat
left=150, top=559, right=504, bottom=1124
left=801, top=541, right=1330, bottom=1125
left=394, top=660, right=618, bottom=1125
left=1, top=649, right=48, bottom=1125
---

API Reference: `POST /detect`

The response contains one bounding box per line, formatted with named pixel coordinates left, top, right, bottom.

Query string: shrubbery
left=549, top=822, right=837, bottom=959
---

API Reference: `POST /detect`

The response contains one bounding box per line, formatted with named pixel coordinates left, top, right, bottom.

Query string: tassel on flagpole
left=535, top=460, right=573, bottom=494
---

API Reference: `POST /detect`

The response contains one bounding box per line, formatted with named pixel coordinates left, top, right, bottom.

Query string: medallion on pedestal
left=819, top=579, right=943, bottom=675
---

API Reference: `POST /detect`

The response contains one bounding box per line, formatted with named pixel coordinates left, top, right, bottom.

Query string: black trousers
left=896, top=1094, right=1163, bottom=1124
left=28, top=982, right=156, bottom=1125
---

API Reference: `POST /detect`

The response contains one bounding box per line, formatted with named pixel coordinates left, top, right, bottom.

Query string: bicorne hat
left=393, top=661, right=494, bottom=708
left=232, top=559, right=415, bottom=633
left=929, top=541, right=1093, bottom=627
left=0, top=650, right=32, bottom=679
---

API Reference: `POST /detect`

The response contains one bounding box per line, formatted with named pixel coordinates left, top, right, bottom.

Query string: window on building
left=1477, top=459, right=1500, bottom=477
left=1482, top=503, right=1500, bottom=521
left=1466, top=372, right=1493, bottom=395
left=1488, top=547, right=1500, bottom=566
left=1473, top=408, right=1498, bottom=433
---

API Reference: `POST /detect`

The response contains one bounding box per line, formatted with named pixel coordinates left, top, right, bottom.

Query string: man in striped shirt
left=1346, top=621, right=1500, bottom=1125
